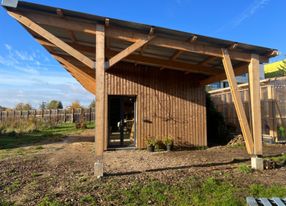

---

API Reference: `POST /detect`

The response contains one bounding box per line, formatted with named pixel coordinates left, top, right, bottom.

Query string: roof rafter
left=107, top=37, right=153, bottom=69
left=53, top=55, right=96, bottom=94
left=12, top=11, right=269, bottom=63
left=199, top=63, right=249, bottom=85
left=38, top=37, right=219, bottom=75
left=8, top=11, right=95, bottom=69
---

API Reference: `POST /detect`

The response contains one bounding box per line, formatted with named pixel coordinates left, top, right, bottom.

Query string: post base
left=94, top=162, right=103, bottom=178
left=251, top=156, right=264, bottom=170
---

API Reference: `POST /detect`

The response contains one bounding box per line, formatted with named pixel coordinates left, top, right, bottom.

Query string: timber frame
left=2, top=1, right=278, bottom=176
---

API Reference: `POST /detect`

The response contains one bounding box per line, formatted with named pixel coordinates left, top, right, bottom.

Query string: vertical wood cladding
left=105, top=63, right=207, bottom=149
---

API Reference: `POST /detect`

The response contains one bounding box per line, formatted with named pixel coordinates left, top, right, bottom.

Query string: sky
left=0, top=0, right=285, bottom=108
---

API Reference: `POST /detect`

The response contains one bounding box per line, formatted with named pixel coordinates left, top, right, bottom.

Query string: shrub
left=163, top=136, right=174, bottom=146
left=0, top=119, right=58, bottom=135
left=146, top=137, right=156, bottom=146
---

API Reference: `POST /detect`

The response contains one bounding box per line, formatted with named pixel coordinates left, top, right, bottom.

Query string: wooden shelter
left=2, top=1, right=278, bottom=176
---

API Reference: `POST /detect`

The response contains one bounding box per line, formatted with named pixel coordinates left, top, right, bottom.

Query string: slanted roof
left=2, top=1, right=279, bottom=92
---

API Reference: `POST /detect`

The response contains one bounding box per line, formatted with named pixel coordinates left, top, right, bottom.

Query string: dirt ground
left=1, top=129, right=286, bottom=205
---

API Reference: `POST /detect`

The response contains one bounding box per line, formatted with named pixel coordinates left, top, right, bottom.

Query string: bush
left=0, top=119, right=57, bottom=135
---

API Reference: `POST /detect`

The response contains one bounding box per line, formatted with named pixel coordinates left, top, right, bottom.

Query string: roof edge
left=1, top=0, right=18, bottom=8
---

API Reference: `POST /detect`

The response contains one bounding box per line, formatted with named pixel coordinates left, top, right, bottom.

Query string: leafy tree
left=39, top=101, right=47, bottom=110
left=278, top=58, right=286, bottom=75
left=46, top=100, right=63, bottom=109
left=70, top=101, right=82, bottom=109
left=89, top=99, right=95, bottom=108
left=15, top=103, right=32, bottom=111
left=0, top=105, right=6, bottom=111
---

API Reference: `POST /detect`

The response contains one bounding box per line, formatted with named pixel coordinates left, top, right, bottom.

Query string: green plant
left=163, top=136, right=174, bottom=146
left=237, top=164, right=252, bottom=174
left=4, top=180, right=20, bottom=194
left=0, top=199, right=15, bottom=206
left=79, top=195, right=96, bottom=205
left=249, top=183, right=286, bottom=197
left=38, top=197, right=62, bottom=206
left=154, top=140, right=165, bottom=151
left=278, top=126, right=285, bottom=138
left=146, top=137, right=156, bottom=146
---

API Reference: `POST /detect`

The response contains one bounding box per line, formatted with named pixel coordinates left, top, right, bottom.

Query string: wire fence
left=209, top=77, right=286, bottom=143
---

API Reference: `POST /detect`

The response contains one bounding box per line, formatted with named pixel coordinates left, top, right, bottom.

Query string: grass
left=269, top=154, right=286, bottom=163
left=237, top=164, right=253, bottom=174
left=0, top=176, right=272, bottom=206
left=84, top=177, right=286, bottom=206
left=0, top=121, right=95, bottom=160
left=0, top=122, right=94, bottom=150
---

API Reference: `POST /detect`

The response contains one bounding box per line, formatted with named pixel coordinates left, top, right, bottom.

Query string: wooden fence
left=209, top=77, right=286, bottom=143
left=0, top=108, right=95, bottom=123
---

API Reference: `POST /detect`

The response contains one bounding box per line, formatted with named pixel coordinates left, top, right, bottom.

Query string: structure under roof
left=2, top=1, right=278, bottom=92
left=2, top=0, right=278, bottom=177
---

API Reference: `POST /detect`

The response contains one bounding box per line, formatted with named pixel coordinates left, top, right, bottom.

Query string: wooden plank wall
left=105, top=63, right=207, bottom=149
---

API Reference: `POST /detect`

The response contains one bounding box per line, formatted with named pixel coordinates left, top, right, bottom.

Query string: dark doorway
left=108, top=95, right=136, bottom=148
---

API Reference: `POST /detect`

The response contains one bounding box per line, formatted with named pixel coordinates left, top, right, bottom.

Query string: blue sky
left=0, top=0, right=285, bottom=108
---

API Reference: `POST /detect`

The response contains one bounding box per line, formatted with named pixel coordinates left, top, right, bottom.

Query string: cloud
left=0, top=43, right=94, bottom=108
left=214, top=0, right=271, bottom=34
left=232, top=0, right=271, bottom=27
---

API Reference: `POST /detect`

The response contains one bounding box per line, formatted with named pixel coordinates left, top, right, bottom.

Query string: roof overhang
left=1, top=1, right=279, bottom=93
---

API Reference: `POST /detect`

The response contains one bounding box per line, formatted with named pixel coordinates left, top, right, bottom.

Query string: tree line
left=0, top=100, right=95, bottom=111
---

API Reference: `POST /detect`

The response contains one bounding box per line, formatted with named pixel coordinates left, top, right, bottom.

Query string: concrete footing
left=94, top=162, right=103, bottom=178
left=251, top=156, right=264, bottom=170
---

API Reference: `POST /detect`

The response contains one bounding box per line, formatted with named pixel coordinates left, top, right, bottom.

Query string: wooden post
left=267, top=85, right=277, bottom=141
left=94, top=24, right=105, bottom=178
left=71, top=108, right=74, bottom=123
left=221, top=49, right=254, bottom=154
left=249, top=54, right=262, bottom=156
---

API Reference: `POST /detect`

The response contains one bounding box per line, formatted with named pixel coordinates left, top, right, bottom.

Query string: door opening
left=108, top=95, right=136, bottom=148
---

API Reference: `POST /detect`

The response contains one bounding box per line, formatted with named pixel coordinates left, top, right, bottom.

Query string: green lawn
left=14, top=176, right=285, bottom=206
left=0, top=122, right=95, bottom=149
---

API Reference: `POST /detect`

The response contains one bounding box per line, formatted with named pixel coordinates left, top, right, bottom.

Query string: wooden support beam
left=198, top=43, right=239, bottom=67
left=53, top=55, right=96, bottom=94
left=199, top=64, right=248, bottom=85
left=38, top=37, right=218, bottom=75
left=107, top=38, right=151, bottom=68
left=14, top=11, right=270, bottom=63
left=8, top=11, right=95, bottom=69
left=94, top=24, right=105, bottom=178
left=221, top=49, right=254, bottom=154
left=171, top=50, right=184, bottom=61
left=108, top=50, right=218, bottom=75
left=249, top=54, right=262, bottom=156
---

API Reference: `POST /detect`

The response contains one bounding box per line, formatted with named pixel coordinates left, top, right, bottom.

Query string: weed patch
left=237, top=164, right=253, bottom=174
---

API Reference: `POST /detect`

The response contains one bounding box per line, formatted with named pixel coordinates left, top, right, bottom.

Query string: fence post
left=71, top=108, right=74, bottom=123
left=63, top=109, right=66, bottom=123
left=49, top=109, right=52, bottom=123
left=267, top=85, right=276, bottom=141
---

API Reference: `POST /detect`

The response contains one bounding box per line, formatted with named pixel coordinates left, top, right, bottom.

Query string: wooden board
left=221, top=49, right=254, bottom=154
left=249, top=54, right=262, bottom=155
